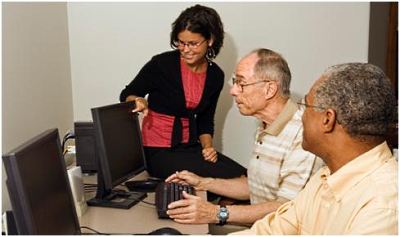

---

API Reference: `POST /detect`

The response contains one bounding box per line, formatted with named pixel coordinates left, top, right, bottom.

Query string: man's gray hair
left=251, top=48, right=291, bottom=98
left=314, top=63, right=396, bottom=140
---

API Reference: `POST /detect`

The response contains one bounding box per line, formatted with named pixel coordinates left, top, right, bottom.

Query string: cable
left=61, top=130, right=75, bottom=154
left=81, top=226, right=145, bottom=235
left=80, top=226, right=108, bottom=235
left=139, top=199, right=155, bottom=206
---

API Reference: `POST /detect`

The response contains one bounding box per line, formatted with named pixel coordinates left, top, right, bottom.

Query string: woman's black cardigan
left=120, top=50, right=224, bottom=147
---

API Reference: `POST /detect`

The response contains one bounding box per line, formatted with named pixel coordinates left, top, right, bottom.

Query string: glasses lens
left=189, top=43, right=196, bottom=49
left=177, top=39, right=206, bottom=50
left=231, top=78, right=242, bottom=91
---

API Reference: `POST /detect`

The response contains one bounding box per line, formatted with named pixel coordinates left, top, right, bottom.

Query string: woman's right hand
left=126, top=95, right=148, bottom=116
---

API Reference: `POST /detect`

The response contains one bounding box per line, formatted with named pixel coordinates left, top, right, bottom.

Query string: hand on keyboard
left=155, top=182, right=195, bottom=219
left=166, top=190, right=219, bottom=224
left=165, top=170, right=213, bottom=191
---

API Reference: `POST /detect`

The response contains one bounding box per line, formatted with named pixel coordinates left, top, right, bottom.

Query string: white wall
left=1, top=1, right=370, bottom=213
left=67, top=2, right=370, bottom=167
left=2, top=3, right=73, bottom=211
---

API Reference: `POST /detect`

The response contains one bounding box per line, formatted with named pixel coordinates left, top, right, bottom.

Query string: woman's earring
left=206, top=47, right=216, bottom=65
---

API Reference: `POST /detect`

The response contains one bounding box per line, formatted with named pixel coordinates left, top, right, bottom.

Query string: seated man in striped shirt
left=232, top=63, right=397, bottom=235
left=164, top=48, right=323, bottom=230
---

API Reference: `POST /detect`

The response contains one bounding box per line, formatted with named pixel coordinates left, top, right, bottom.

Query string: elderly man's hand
left=165, top=170, right=210, bottom=190
left=165, top=170, right=202, bottom=189
left=166, top=191, right=219, bottom=224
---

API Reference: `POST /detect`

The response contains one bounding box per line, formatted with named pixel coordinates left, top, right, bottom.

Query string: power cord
left=80, top=226, right=151, bottom=235
left=62, top=130, right=75, bottom=154
left=80, top=226, right=130, bottom=235
left=80, top=226, right=106, bottom=235
left=138, top=199, right=155, bottom=206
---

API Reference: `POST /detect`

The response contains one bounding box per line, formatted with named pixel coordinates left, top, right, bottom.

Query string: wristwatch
left=216, top=205, right=229, bottom=226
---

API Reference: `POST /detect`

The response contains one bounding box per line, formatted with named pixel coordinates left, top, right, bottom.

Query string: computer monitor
left=2, top=128, right=81, bottom=235
left=87, top=101, right=147, bottom=209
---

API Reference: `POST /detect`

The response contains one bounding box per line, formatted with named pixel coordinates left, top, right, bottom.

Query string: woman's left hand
left=202, top=147, right=218, bottom=163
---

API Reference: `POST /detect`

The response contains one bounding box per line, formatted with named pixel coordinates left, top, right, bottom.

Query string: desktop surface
left=79, top=171, right=208, bottom=235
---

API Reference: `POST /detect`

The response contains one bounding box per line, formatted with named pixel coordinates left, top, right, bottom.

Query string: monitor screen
left=88, top=101, right=146, bottom=209
left=2, top=129, right=81, bottom=235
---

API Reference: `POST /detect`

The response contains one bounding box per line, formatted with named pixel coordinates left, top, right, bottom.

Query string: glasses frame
left=176, top=39, right=207, bottom=50
left=297, top=96, right=327, bottom=110
left=232, top=77, right=270, bottom=92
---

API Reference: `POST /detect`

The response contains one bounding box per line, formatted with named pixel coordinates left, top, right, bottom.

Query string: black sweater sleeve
left=119, top=57, right=159, bottom=102
left=196, top=70, right=225, bottom=137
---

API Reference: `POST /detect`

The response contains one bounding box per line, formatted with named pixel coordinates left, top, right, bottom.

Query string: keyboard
left=155, top=182, right=195, bottom=218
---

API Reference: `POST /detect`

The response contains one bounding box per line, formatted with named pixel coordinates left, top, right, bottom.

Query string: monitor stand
left=87, top=190, right=147, bottom=209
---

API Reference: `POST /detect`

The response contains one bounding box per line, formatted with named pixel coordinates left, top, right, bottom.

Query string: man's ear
left=322, top=109, right=336, bottom=133
left=264, top=81, right=278, bottom=99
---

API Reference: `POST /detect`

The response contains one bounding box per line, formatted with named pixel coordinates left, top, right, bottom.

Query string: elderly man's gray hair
left=314, top=63, right=396, bottom=140
left=251, top=48, right=291, bottom=98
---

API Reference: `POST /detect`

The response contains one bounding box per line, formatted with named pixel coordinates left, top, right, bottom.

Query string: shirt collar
left=320, top=142, right=394, bottom=201
left=260, top=99, right=298, bottom=137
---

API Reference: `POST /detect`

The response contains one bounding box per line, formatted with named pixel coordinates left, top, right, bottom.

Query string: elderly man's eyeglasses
left=232, top=77, right=270, bottom=92
left=297, top=97, right=327, bottom=110
left=176, top=39, right=207, bottom=50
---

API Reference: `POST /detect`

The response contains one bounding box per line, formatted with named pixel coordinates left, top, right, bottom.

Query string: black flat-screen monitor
left=2, top=128, right=81, bottom=235
left=87, top=101, right=147, bottom=209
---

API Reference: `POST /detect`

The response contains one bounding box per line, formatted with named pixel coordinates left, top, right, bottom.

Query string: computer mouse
left=125, top=179, right=160, bottom=192
left=148, top=227, right=182, bottom=235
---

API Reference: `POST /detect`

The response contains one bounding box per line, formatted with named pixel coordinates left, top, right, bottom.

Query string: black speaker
left=74, top=122, right=98, bottom=173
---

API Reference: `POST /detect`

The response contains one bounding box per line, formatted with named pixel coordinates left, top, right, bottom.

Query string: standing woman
left=120, top=4, right=246, bottom=179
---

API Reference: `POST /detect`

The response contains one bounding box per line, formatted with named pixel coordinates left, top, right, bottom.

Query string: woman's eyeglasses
left=176, top=39, right=207, bottom=50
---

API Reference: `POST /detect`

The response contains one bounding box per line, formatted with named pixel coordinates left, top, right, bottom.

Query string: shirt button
left=259, top=141, right=263, bottom=145
left=256, top=155, right=259, bottom=159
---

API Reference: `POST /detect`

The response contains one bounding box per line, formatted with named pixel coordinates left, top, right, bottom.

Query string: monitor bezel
left=91, top=101, right=146, bottom=194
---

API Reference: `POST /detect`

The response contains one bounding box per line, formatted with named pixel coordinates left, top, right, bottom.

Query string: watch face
left=218, top=207, right=229, bottom=221
left=220, top=212, right=228, bottom=218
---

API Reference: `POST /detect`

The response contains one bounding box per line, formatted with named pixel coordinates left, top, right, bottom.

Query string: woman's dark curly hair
left=170, top=4, right=224, bottom=58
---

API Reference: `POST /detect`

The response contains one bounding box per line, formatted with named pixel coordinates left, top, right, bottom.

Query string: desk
left=79, top=171, right=209, bottom=235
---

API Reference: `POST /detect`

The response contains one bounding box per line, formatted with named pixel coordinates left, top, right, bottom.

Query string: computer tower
left=74, top=122, right=98, bottom=173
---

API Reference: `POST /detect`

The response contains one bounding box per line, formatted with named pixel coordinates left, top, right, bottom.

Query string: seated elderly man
left=232, top=63, right=398, bottom=235
left=164, top=49, right=323, bottom=232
